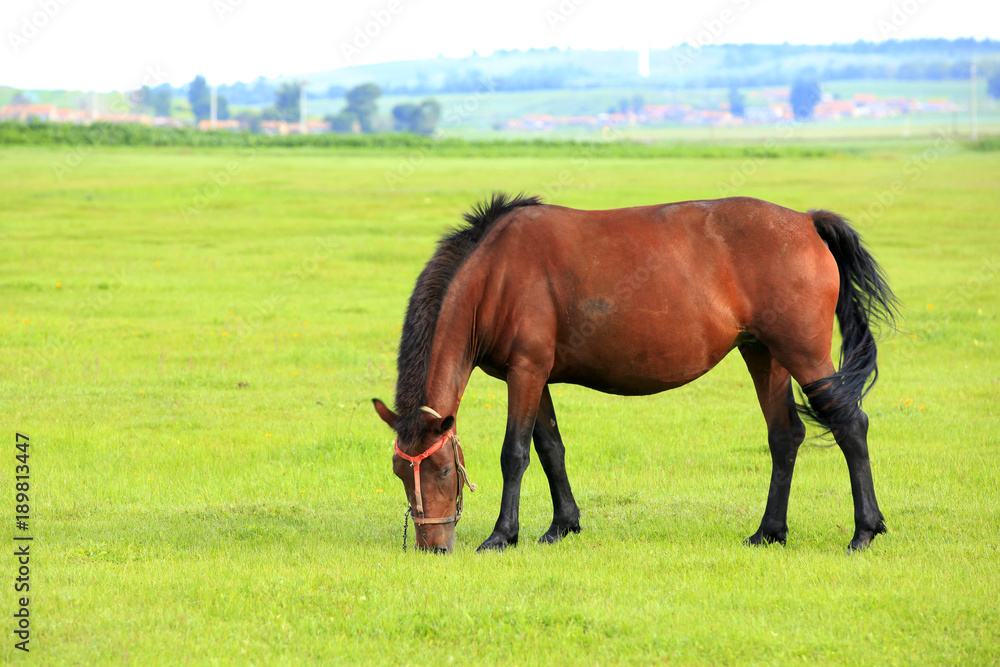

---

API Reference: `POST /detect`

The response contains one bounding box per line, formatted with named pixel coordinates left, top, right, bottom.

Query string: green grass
left=1, top=142, right=998, bottom=664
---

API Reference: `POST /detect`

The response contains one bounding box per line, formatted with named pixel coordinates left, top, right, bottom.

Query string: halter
left=393, top=408, right=476, bottom=528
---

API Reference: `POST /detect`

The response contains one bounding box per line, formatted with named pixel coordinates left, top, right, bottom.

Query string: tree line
left=325, top=83, right=440, bottom=134
left=122, top=76, right=441, bottom=135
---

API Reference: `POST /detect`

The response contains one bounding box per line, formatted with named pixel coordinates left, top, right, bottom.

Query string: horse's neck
left=423, top=290, right=477, bottom=418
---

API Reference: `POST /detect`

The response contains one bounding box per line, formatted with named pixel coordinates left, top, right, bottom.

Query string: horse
left=373, top=192, right=897, bottom=554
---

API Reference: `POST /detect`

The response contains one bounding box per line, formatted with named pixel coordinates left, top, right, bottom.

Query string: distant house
left=813, top=100, right=859, bottom=120
left=151, top=117, right=187, bottom=129
left=259, top=119, right=332, bottom=135
left=681, top=110, right=739, bottom=126
left=643, top=104, right=692, bottom=121
left=0, top=104, right=159, bottom=125
left=595, top=111, right=638, bottom=127
left=503, top=114, right=599, bottom=131
left=97, top=112, right=153, bottom=125
left=197, top=119, right=245, bottom=132
left=0, top=104, right=90, bottom=123
left=922, top=98, right=959, bottom=113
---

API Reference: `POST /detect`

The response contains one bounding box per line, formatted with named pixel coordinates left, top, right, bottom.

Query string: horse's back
left=473, top=197, right=839, bottom=393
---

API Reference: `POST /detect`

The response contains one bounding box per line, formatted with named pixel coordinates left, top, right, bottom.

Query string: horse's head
left=372, top=399, right=474, bottom=553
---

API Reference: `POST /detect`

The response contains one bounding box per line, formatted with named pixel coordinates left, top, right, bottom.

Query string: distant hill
left=275, top=39, right=1000, bottom=100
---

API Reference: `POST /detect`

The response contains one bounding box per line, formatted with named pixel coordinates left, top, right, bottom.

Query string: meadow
left=1, top=138, right=998, bottom=664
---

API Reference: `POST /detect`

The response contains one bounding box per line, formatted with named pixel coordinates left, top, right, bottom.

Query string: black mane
left=394, top=192, right=543, bottom=444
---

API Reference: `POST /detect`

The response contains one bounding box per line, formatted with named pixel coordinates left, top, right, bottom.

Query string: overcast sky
left=2, top=0, right=998, bottom=91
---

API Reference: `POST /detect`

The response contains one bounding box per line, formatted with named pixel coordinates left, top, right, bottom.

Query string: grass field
left=1, top=140, right=998, bottom=664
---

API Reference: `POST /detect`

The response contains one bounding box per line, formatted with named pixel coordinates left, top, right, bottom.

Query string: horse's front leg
left=477, top=365, right=547, bottom=552
left=534, top=385, right=581, bottom=544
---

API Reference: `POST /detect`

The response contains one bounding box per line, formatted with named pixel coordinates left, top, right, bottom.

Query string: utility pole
left=210, top=84, right=218, bottom=129
left=970, top=61, right=978, bottom=142
left=300, top=80, right=307, bottom=134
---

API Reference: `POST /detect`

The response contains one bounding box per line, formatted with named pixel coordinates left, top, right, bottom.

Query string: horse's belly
left=549, top=307, right=739, bottom=394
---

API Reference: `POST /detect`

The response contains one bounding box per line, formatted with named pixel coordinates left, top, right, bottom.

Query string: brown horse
left=373, top=193, right=897, bottom=554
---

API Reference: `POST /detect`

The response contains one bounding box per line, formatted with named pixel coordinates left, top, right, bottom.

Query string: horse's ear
left=439, top=415, right=455, bottom=433
left=372, top=399, right=397, bottom=430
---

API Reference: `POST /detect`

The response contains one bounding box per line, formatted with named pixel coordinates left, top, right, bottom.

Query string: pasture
left=1, top=140, right=998, bottom=664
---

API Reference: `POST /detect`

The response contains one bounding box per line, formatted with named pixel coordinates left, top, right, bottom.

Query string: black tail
left=799, top=211, right=900, bottom=432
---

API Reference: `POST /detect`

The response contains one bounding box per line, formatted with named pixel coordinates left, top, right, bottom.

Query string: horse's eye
left=440, top=466, right=452, bottom=478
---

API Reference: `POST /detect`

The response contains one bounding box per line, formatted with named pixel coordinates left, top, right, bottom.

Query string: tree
left=790, top=70, right=821, bottom=120
left=989, top=72, right=1000, bottom=100
left=236, top=109, right=262, bottom=133
left=216, top=95, right=230, bottom=121
left=188, top=75, right=211, bottom=122
left=728, top=86, right=745, bottom=118
left=392, top=99, right=441, bottom=135
left=327, top=111, right=359, bottom=133
left=411, top=99, right=440, bottom=135
left=391, top=103, right=419, bottom=131
left=344, top=83, right=381, bottom=133
left=274, top=82, right=301, bottom=122
left=138, top=83, right=173, bottom=117
left=151, top=83, right=173, bottom=117
left=136, top=85, right=153, bottom=112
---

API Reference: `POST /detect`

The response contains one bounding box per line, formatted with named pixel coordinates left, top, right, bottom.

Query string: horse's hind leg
left=739, top=341, right=807, bottom=546
left=533, top=385, right=581, bottom=544
left=827, top=408, right=885, bottom=551
left=771, top=352, right=886, bottom=552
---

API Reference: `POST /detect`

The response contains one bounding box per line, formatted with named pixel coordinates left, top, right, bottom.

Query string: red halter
left=394, top=430, right=474, bottom=526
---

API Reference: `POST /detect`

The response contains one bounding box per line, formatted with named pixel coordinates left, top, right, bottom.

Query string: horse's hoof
left=846, top=519, right=886, bottom=553
left=538, top=521, right=581, bottom=544
left=476, top=533, right=517, bottom=552
left=847, top=532, right=879, bottom=553
left=745, top=528, right=787, bottom=547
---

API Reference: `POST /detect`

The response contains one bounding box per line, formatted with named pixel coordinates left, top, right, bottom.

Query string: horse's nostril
left=432, top=546, right=450, bottom=555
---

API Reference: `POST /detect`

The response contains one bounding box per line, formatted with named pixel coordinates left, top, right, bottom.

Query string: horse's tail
left=799, top=210, right=899, bottom=432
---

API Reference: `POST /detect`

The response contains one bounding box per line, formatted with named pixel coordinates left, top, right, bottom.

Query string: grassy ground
left=1, top=141, right=998, bottom=664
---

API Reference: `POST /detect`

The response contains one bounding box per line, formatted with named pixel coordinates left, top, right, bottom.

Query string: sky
left=2, top=0, right=999, bottom=92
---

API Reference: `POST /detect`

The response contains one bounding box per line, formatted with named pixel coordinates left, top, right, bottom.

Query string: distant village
left=0, top=88, right=962, bottom=135
left=0, top=103, right=327, bottom=135
left=501, top=90, right=962, bottom=131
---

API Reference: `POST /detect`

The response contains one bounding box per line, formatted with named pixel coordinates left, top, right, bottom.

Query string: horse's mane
left=394, top=192, right=543, bottom=444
